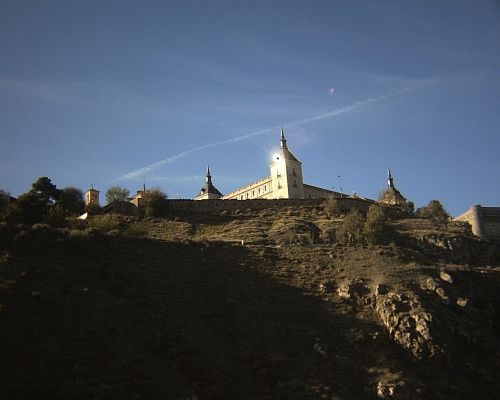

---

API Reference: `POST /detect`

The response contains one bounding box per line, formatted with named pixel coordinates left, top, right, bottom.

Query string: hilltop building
left=84, top=186, right=100, bottom=207
left=194, top=166, right=224, bottom=200
left=196, top=128, right=342, bottom=201
left=378, top=168, right=408, bottom=206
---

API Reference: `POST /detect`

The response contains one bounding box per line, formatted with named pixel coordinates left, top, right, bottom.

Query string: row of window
left=238, top=183, right=270, bottom=200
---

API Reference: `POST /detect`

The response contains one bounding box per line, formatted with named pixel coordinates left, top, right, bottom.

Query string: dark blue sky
left=1, top=0, right=499, bottom=214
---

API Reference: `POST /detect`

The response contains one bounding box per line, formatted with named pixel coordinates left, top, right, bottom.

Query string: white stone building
left=195, top=129, right=341, bottom=200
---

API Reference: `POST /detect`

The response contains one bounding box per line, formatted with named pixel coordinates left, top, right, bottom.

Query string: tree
left=58, top=187, right=85, bottom=215
left=105, top=186, right=130, bottom=204
left=3, top=192, right=48, bottom=225
left=415, top=200, right=450, bottom=221
left=143, top=189, right=168, bottom=217
left=31, top=177, right=60, bottom=203
left=363, top=204, right=386, bottom=245
left=0, top=189, right=11, bottom=211
left=336, top=208, right=365, bottom=244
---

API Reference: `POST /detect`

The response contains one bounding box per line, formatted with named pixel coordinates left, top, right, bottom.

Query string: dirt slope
left=0, top=211, right=499, bottom=399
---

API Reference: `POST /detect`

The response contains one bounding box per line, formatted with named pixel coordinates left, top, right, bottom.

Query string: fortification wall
left=165, top=197, right=374, bottom=213
left=455, top=205, right=500, bottom=237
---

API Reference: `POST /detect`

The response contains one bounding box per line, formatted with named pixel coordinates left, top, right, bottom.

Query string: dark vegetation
left=105, top=186, right=131, bottom=203
left=0, top=179, right=499, bottom=399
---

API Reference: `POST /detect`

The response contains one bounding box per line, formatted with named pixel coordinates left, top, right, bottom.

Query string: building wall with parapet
left=223, top=177, right=274, bottom=200
left=222, top=180, right=341, bottom=201
left=455, top=205, right=500, bottom=237
left=165, top=197, right=374, bottom=213
left=303, top=184, right=340, bottom=199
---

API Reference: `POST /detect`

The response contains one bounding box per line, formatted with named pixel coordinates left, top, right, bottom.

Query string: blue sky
left=1, top=0, right=499, bottom=215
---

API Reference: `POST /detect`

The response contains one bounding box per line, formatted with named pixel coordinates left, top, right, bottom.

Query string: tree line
left=0, top=178, right=170, bottom=226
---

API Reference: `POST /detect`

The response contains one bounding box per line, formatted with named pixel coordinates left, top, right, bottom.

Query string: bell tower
left=85, top=186, right=100, bottom=206
left=269, top=128, right=304, bottom=199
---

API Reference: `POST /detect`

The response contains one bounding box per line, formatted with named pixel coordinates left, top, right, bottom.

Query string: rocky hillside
left=0, top=206, right=499, bottom=399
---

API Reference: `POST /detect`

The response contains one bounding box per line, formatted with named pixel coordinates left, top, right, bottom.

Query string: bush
left=336, top=209, right=365, bottom=244
left=323, top=196, right=349, bottom=217
left=415, top=200, right=450, bottom=221
left=87, top=214, right=121, bottom=232
left=363, top=205, right=386, bottom=245
left=126, top=221, right=150, bottom=237
left=43, top=205, right=68, bottom=227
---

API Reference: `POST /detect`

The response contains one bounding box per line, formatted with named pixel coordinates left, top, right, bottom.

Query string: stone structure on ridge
left=195, top=128, right=342, bottom=200
left=378, top=168, right=407, bottom=206
left=194, top=166, right=224, bottom=200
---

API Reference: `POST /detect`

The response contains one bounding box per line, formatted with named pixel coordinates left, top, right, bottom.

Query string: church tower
left=269, top=128, right=304, bottom=199
left=85, top=186, right=100, bottom=207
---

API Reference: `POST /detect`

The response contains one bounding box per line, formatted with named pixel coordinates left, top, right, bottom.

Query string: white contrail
left=113, top=91, right=398, bottom=183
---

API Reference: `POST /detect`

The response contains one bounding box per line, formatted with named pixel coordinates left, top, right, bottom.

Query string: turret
left=194, top=165, right=223, bottom=200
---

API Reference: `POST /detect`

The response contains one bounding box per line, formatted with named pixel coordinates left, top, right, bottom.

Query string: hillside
left=0, top=205, right=499, bottom=400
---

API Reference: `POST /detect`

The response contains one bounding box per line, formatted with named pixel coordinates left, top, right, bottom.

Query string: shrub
left=415, top=200, right=450, bottom=221
left=87, top=214, right=121, bottom=232
left=363, top=204, right=386, bottom=245
left=43, top=205, right=68, bottom=227
left=323, top=196, right=348, bottom=217
left=126, top=221, right=150, bottom=237
left=336, top=209, right=365, bottom=244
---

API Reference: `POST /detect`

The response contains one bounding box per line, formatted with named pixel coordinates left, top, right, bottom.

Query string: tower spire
left=206, top=164, right=212, bottom=184
left=387, top=165, right=394, bottom=188
left=280, top=126, right=287, bottom=149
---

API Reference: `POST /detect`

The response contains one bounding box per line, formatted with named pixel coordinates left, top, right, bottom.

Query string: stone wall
left=454, top=205, right=500, bottom=237
left=165, top=197, right=374, bottom=213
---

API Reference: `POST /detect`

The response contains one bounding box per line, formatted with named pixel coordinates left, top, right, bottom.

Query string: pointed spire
left=387, top=165, right=395, bottom=188
left=206, top=164, right=212, bottom=184
left=280, top=126, right=287, bottom=149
